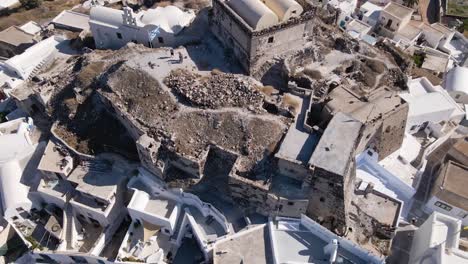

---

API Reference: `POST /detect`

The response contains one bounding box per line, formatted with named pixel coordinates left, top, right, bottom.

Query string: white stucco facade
left=401, top=77, right=465, bottom=134
left=0, top=118, right=38, bottom=220
left=409, top=212, right=468, bottom=264
left=89, top=6, right=195, bottom=50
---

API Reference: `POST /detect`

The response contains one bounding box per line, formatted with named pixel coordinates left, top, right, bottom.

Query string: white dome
left=227, top=0, right=279, bottom=30
left=262, top=0, right=303, bottom=22
left=139, top=6, right=195, bottom=34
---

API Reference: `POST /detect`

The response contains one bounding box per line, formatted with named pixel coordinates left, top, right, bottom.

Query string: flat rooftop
left=383, top=2, right=414, bottom=20
left=270, top=218, right=375, bottom=264
left=37, top=141, right=70, bottom=174
left=353, top=186, right=401, bottom=226
left=145, top=198, right=176, bottom=218
left=67, top=159, right=127, bottom=201
left=52, top=10, right=90, bottom=31
left=276, top=96, right=319, bottom=163
left=0, top=26, right=35, bottom=46
left=434, top=160, right=468, bottom=211
left=213, top=224, right=272, bottom=264
left=308, top=112, right=362, bottom=176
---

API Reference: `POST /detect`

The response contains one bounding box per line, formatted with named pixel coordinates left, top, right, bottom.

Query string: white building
left=357, top=1, right=382, bottom=29
left=400, top=77, right=465, bottom=135
left=426, top=160, right=468, bottom=226
left=377, top=2, right=414, bottom=39
left=356, top=136, right=420, bottom=220
left=444, top=66, right=468, bottom=104
left=0, top=36, right=65, bottom=98
left=89, top=6, right=195, bottom=50
left=0, top=0, right=19, bottom=11
left=409, top=212, right=468, bottom=264
left=127, top=189, right=180, bottom=236
left=268, top=215, right=384, bottom=264
left=119, top=169, right=231, bottom=262
left=0, top=118, right=42, bottom=221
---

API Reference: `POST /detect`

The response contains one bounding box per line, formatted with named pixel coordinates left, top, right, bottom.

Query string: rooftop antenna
left=324, top=239, right=338, bottom=263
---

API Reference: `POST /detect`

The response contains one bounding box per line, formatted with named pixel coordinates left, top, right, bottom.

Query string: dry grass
left=77, top=61, right=106, bottom=87
left=282, top=94, right=300, bottom=114
left=156, top=1, right=172, bottom=7
left=0, top=0, right=81, bottom=31
left=257, top=85, right=278, bottom=96
left=303, top=67, right=323, bottom=80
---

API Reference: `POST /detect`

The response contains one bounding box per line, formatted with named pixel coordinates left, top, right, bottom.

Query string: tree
left=403, top=0, right=419, bottom=8
left=19, top=0, right=42, bottom=10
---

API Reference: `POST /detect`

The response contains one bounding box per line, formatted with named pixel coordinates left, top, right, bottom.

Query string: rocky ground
left=165, top=69, right=264, bottom=110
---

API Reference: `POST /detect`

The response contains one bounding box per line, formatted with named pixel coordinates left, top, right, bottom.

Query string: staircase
left=64, top=203, right=75, bottom=250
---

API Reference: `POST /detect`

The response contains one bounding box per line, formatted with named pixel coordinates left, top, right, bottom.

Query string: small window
left=457, top=212, right=468, bottom=218
left=268, top=36, right=274, bottom=43
left=158, top=37, right=164, bottom=43
left=287, top=201, right=294, bottom=206
left=435, top=201, right=452, bottom=211
left=292, top=10, right=297, bottom=14
left=319, top=197, right=325, bottom=202
left=116, top=32, right=122, bottom=39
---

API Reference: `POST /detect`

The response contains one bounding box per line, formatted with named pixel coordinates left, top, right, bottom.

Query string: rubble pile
left=165, top=69, right=264, bottom=109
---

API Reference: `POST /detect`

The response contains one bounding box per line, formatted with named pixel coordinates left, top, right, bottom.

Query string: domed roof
left=444, top=66, right=468, bottom=94
left=262, top=0, right=303, bottom=22
left=139, top=6, right=195, bottom=34
left=227, top=0, right=279, bottom=30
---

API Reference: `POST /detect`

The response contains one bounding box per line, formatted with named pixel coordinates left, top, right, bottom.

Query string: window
left=70, top=256, right=87, bottom=263
left=268, top=36, right=274, bottom=43
left=457, top=212, right=468, bottom=219
left=158, top=37, right=164, bottom=43
left=116, top=32, right=122, bottom=39
left=287, top=201, right=294, bottom=206
left=434, top=201, right=452, bottom=211
left=319, top=197, right=325, bottom=202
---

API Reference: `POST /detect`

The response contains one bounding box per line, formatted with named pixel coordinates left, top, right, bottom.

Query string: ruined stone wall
left=96, top=92, right=145, bottom=141
left=249, top=19, right=314, bottom=73
left=209, top=0, right=252, bottom=72
left=277, top=158, right=310, bottom=181
left=209, top=0, right=315, bottom=74
left=305, top=167, right=347, bottom=230
left=374, top=104, right=408, bottom=160
left=275, top=196, right=309, bottom=217
left=228, top=173, right=271, bottom=213
left=168, top=149, right=208, bottom=179
left=136, top=134, right=165, bottom=178
left=354, top=103, right=408, bottom=161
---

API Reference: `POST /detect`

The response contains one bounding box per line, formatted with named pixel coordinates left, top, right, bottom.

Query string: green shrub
left=19, top=0, right=42, bottom=9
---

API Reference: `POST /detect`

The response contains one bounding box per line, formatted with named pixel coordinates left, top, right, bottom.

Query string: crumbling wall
left=228, top=172, right=271, bottom=213
left=305, top=167, right=347, bottom=232
left=374, top=104, right=408, bottom=160
left=136, top=134, right=165, bottom=178
left=168, top=149, right=209, bottom=179
left=209, top=0, right=252, bottom=72
left=96, top=92, right=145, bottom=141
left=276, top=158, right=310, bottom=181
left=209, top=0, right=316, bottom=74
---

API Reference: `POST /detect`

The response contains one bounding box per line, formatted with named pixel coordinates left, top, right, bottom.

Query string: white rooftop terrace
left=269, top=215, right=384, bottom=264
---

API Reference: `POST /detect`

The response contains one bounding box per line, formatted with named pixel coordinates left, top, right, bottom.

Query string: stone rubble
left=165, top=69, right=265, bottom=110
